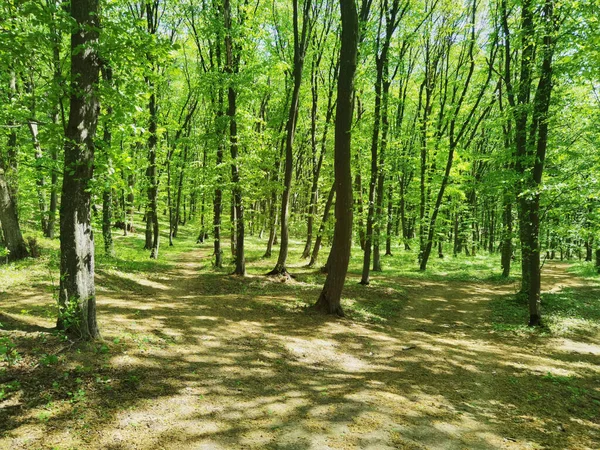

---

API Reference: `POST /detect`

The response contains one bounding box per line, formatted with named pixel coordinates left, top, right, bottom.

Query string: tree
left=268, top=0, right=314, bottom=277
left=500, top=0, right=560, bottom=326
left=314, top=0, right=358, bottom=315
left=57, top=0, right=101, bottom=339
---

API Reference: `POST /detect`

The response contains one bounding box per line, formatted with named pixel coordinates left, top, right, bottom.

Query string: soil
left=1, top=248, right=599, bottom=450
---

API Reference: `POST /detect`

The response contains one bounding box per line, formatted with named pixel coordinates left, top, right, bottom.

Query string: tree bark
left=57, top=0, right=100, bottom=340
left=101, top=65, right=114, bottom=257
left=314, top=0, right=358, bottom=315
left=224, top=0, right=245, bottom=276
left=0, top=169, right=29, bottom=261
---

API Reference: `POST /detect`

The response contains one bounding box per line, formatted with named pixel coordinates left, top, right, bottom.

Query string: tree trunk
left=167, top=158, right=174, bottom=246
left=145, top=2, right=160, bottom=259
left=385, top=183, right=393, bottom=256
left=269, top=0, right=312, bottom=276
left=501, top=199, right=512, bottom=278
left=173, top=145, right=187, bottom=239
left=314, top=0, right=357, bottom=315
left=27, top=121, right=49, bottom=234
left=309, top=182, right=335, bottom=267
left=0, top=170, right=29, bottom=261
left=47, top=143, right=59, bottom=239
left=146, top=88, right=160, bottom=259
left=57, top=0, right=100, bottom=340
left=264, top=190, right=278, bottom=258
left=101, top=65, right=114, bottom=257
left=224, top=0, right=245, bottom=276
left=213, top=92, right=225, bottom=267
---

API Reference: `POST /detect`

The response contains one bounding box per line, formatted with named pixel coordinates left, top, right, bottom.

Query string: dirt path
left=1, top=250, right=599, bottom=450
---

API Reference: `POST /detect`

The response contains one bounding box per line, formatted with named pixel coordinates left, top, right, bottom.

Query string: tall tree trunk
left=27, top=121, right=49, bottom=234
left=399, top=174, right=410, bottom=250
left=269, top=0, right=312, bottom=276
left=360, top=66, right=382, bottom=284
left=47, top=142, right=59, bottom=239
left=146, top=88, right=160, bottom=259
left=354, top=147, right=366, bottom=250
left=373, top=73, right=391, bottom=271
left=167, top=158, right=174, bottom=246
left=57, top=0, right=100, bottom=340
left=224, top=0, right=245, bottom=276
left=126, top=173, right=135, bottom=234
left=230, top=198, right=236, bottom=257
left=46, top=6, right=66, bottom=240
left=145, top=2, right=160, bottom=259
left=101, top=65, right=114, bottom=257
left=264, top=190, right=278, bottom=257
left=314, top=0, right=358, bottom=315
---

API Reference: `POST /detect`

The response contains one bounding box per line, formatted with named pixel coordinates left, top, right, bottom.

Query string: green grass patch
left=491, top=287, right=600, bottom=336
left=567, top=261, right=600, bottom=279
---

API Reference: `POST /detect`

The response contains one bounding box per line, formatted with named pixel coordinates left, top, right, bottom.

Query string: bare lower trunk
left=102, top=187, right=114, bottom=257
left=264, top=191, right=278, bottom=258
left=385, top=185, right=393, bottom=256
left=0, top=170, right=29, bottom=261
left=501, top=199, right=512, bottom=278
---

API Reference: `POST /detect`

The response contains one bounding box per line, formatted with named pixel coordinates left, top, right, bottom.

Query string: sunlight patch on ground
left=553, top=338, right=600, bottom=355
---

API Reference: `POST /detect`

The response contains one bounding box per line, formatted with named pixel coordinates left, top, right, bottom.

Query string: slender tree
left=268, top=0, right=314, bottom=276
left=314, top=0, right=358, bottom=315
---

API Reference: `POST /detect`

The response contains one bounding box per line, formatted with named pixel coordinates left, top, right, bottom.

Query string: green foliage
left=0, top=335, right=20, bottom=366
left=39, top=353, right=59, bottom=366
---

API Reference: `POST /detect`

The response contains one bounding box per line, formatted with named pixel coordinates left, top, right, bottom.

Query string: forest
left=0, top=0, right=599, bottom=448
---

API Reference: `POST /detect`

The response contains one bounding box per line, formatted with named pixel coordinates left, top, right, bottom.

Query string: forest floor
left=1, top=227, right=599, bottom=449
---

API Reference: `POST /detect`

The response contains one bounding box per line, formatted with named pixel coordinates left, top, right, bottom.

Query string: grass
left=491, top=279, right=600, bottom=336
left=567, top=260, right=600, bottom=279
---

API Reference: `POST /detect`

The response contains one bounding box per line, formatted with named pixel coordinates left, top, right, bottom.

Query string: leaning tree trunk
left=57, top=0, right=101, bottom=340
left=314, top=0, right=358, bottom=315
